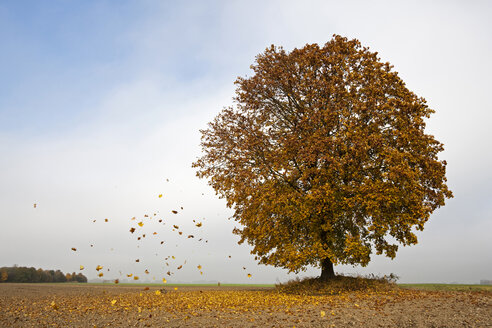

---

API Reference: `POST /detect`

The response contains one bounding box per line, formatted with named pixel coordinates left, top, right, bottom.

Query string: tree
left=0, top=270, right=7, bottom=282
left=193, top=35, right=452, bottom=280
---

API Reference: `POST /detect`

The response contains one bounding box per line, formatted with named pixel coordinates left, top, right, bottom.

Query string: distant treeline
left=0, top=266, right=87, bottom=283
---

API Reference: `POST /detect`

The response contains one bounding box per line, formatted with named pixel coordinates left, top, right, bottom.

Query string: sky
left=0, top=0, right=491, bottom=284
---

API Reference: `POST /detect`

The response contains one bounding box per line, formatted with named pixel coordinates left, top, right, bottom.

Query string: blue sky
left=0, top=0, right=491, bottom=284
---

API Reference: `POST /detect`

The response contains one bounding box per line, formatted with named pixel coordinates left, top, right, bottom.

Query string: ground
left=0, top=283, right=491, bottom=327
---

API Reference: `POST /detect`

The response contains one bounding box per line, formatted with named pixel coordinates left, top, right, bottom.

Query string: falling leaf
left=145, top=269, right=149, bottom=274
left=160, top=241, right=164, bottom=244
left=177, top=265, right=182, bottom=270
left=138, top=222, right=144, bottom=227
left=197, top=265, right=202, bottom=270
left=104, top=218, right=108, bottom=222
left=228, top=256, right=231, bottom=258
left=134, top=276, right=139, bottom=280
left=111, top=299, right=117, bottom=306
left=80, top=265, right=84, bottom=270
left=158, top=194, right=163, bottom=198
left=180, top=207, right=183, bottom=210
left=96, top=265, right=103, bottom=271
left=33, top=203, right=37, bottom=208
left=98, top=273, right=103, bottom=277
left=114, top=279, right=119, bottom=284
left=127, top=274, right=133, bottom=277
left=90, top=244, right=94, bottom=247
left=144, top=214, right=149, bottom=217
left=173, top=225, right=179, bottom=229
left=153, top=232, right=157, bottom=235
left=143, top=234, right=146, bottom=238
left=130, top=228, right=136, bottom=233
left=320, top=311, right=326, bottom=317
left=158, top=219, right=162, bottom=223
left=174, top=287, right=178, bottom=291
left=195, top=222, right=202, bottom=227
left=92, top=220, right=96, bottom=222
left=243, top=267, right=246, bottom=270
left=131, top=217, right=136, bottom=220
left=200, top=271, right=203, bottom=275
left=136, top=259, right=140, bottom=262
left=171, top=256, right=175, bottom=259
left=71, top=248, right=77, bottom=251
left=188, top=235, right=194, bottom=238
left=178, top=232, right=183, bottom=235
left=167, top=271, right=171, bottom=276
left=247, top=274, right=252, bottom=278
left=162, top=278, right=167, bottom=283
left=172, top=210, right=178, bottom=214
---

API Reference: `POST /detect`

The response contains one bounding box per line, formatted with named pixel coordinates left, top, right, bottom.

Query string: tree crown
left=193, top=35, right=452, bottom=273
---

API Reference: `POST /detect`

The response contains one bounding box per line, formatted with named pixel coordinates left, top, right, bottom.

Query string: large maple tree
left=193, top=35, right=452, bottom=279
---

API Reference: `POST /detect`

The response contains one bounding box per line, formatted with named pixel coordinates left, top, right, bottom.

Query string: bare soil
left=0, top=283, right=491, bottom=327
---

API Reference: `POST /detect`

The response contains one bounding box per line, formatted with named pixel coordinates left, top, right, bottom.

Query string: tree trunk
left=319, top=258, right=335, bottom=281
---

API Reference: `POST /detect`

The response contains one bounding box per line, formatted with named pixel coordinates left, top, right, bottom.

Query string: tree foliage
left=193, top=35, right=452, bottom=276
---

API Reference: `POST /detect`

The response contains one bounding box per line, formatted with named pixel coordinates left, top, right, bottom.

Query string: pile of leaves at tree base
left=275, top=273, right=400, bottom=296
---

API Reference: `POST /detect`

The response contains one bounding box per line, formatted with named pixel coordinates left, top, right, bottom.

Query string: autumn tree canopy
left=193, top=35, right=452, bottom=279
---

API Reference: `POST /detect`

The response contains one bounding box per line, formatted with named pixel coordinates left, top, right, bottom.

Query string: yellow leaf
left=155, top=290, right=161, bottom=295
left=111, top=299, right=117, bottom=306
left=162, top=278, right=167, bottom=283
left=79, top=265, right=84, bottom=270
left=158, top=194, right=163, bottom=198
left=320, top=311, right=326, bottom=317
left=138, top=222, right=144, bottom=227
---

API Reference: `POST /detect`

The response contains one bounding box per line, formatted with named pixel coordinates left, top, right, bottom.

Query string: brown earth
left=0, top=283, right=491, bottom=327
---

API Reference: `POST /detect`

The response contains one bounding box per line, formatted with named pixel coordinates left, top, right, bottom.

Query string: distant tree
left=74, top=273, right=88, bottom=283
left=54, top=270, right=67, bottom=283
left=194, top=35, right=453, bottom=280
left=0, top=270, right=7, bottom=282
left=38, top=269, right=52, bottom=283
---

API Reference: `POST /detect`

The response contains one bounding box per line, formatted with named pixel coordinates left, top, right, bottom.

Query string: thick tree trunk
left=319, top=258, right=335, bottom=281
